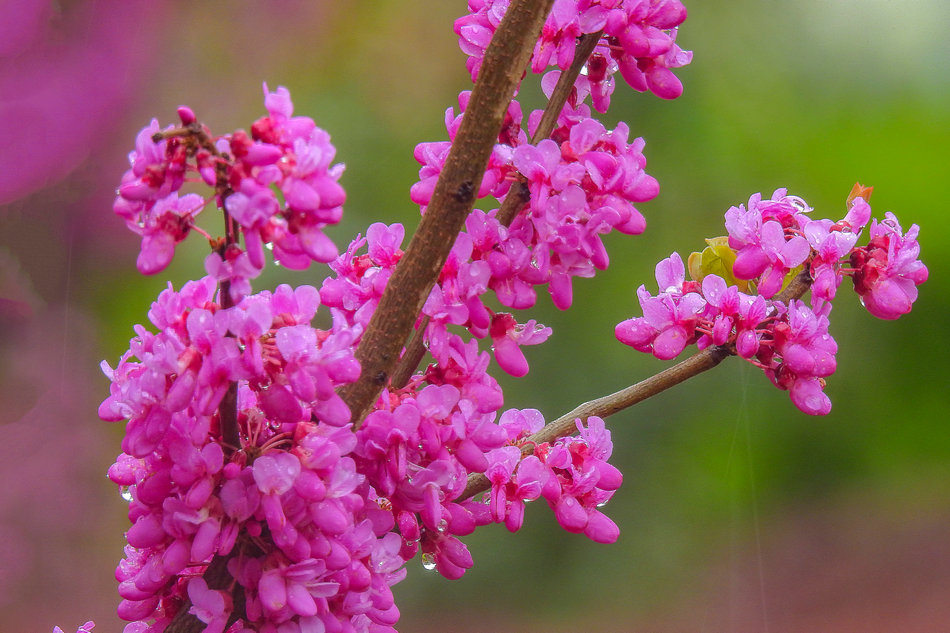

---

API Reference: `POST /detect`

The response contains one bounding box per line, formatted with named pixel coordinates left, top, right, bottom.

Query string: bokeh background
left=2, top=1, right=948, bottom=631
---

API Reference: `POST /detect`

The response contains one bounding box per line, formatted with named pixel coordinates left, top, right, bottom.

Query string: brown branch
left=460, top=268, right=814, bottom=500
left=339, top=0, right=557, bottom=426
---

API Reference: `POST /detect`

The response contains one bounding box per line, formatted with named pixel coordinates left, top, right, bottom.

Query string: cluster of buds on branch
left=616, top=186, right=927, bottom=415
left=56, top=1, right=926, bottom=633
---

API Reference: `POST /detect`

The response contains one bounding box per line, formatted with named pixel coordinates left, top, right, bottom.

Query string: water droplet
left=421, top=553, right=437, bottom=571
left=437, top=519, right=449, bottom=533
left=120, top=486, right=133, bottom=502
left=788, top=196, right=810, bottom=213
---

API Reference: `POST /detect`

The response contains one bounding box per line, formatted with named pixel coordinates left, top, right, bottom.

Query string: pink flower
left=531, top=417, right=622, bottom=543
left=455, top=0, right=692, bottom=104
left=698, top=274, right=768, bottom=354
left=204, top=247, right=262, bottom=304
left=760, top=300, right=838, bottom=415
left=188, top=578, right=232, bottom=633
left=615, top=253, right=706, bottom=360
left=485, top=447, right=545, bottom=531
left=802, top=197, right=873, bottom=309
left=850, top=212, right=928, bottom=320
left=724, top=190, right=812, bottom=297
left=489, top=312, right=552, bottom=377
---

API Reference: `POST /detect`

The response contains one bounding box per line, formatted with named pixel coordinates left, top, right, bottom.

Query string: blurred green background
left=1, top=1, right=947, bottom=631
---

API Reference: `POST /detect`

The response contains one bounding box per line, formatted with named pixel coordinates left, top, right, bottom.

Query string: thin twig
left=531, top=31, right=603, bottom=143
left=459, top=269, right=814, bottom=500
left=390, top=316, right=430, bottom=390
left=215, top=150, right=241, bottom=453
left=166, top=124, right=245, bottom=633
left=496, top=31, right=603, bottom=227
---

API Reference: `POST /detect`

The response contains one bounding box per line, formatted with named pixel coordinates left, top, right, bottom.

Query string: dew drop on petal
left=788, top=197, right=810, bottom=213
left=120, top=486, right=133, bottom=502
left=421, top=553, right=437, bottom=571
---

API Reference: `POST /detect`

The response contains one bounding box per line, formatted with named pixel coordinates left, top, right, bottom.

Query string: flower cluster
left=412, top=84, right=658, bottom=313
left=100, top=271, right=623, bottom=631
left=318, top=222, right=623, bottom=574
left=113, top=85, right=346, bottom=301
left=94, top=6, right=703, bottom=627
left=616, top=187, right=927, bottom=415
left=486, top=413, right=623, bottom=542
left=456, top=0, right=692, bottom=105
left=849, top=212, right=929, bottom=320
left=99, top=279, right=418, bottom=631
left=103, top=99, right=641, bottom=630
left=321, top=222, right=554, bottom=378
left=416, top=4, right=677, bottom=318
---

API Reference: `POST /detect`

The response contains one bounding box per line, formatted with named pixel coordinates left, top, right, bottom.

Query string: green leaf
left=688, top=236, right=754, bottom=293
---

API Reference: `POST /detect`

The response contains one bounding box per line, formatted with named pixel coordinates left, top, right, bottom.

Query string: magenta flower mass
left=616, top=187, right=927, bottom=415
left=114, top=84, right=346, bottom=293
left=58, top=1, right=927, bottom=632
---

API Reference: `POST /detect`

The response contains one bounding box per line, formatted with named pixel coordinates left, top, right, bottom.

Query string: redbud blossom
left=413, top=89, right=658, bottom=311
left=617, top=188, right=926, bottom=416
left=114, top=85, right=345, bottom=282
left=850, top=212, right=928, bottom=320
left=455, top=0, right=692, bottom=106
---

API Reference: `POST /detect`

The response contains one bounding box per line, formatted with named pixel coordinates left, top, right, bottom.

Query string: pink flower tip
left=646, top=65, right=684, bottom=100
left=790, top=378, right=832, bottom=415
left=584, top=510, right=620, bottom=544
left=177, top=106, right=196, bottom=125
left=493, top=336, right=529, bottom=377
